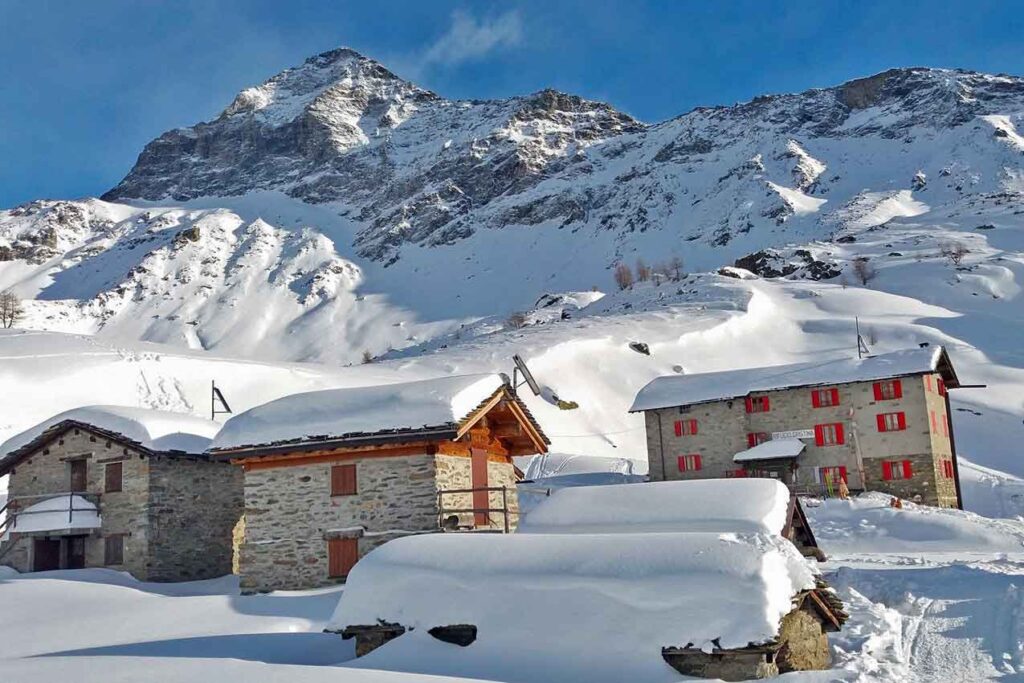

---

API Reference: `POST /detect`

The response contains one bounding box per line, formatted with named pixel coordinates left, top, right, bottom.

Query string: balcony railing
left=0, top=492, right=102, bottom=538
left=437, top=486, right=512, bottom=534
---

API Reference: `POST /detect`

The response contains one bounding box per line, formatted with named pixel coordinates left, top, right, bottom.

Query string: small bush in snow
left=852, top=258, right=876, bottom=286
left=940, top=241, right=970, bottom=266
left=613, top=263, right=634, bottom=290
left=361, top=350, right=374, bottom=364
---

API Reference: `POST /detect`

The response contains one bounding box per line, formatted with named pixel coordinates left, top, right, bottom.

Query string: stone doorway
left=32, top=538, right=61, bottom=571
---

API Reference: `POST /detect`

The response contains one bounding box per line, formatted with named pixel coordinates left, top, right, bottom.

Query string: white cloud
left=421, top=9, right=522, bottom=68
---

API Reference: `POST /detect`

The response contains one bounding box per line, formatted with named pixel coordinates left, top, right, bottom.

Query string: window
left=811, top=387, right=840, bottom=408
left=882, top=460, right=913, bottom=481
left=937, top=379, right=947, bottom=396
left=674, top=419, right=698, bottom=436
left=942, top=460, right=955, bottom=479
left=745, top=396, right=770, bottom=413
left=104, top=534, right=124, bottom=565
left=327, top=537, right=359, bottom=578
left=814, top=423, right=845, bottom=447
left=105, top=462, right=123, bottom=493
left=818, top=466, right=848, bottom=485
left=872, top=379, right=903, bottom=401
left=331, top=464, right=357, bottom=496
left=677, top=454, right=703, bottom=472
left=877, top=412, right=907, bottom=432
left=69, top=459, right=87, bottom=493
left=747, top=432, right=770, bottom=448
left=725, top=468, right=748, bottom=478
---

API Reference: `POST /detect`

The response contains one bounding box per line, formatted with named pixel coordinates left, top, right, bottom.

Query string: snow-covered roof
left=2, top=495, right=101, bottom=540
left=211, top=374, right=513, bottom=452
left=630, top=346, right=956, bottom=412
left=734, top=438, right=806, bottom=463
left=517, top=479, right=792, bottom=535
left=0, top=406, right=221, bottom=471
left=328, top=531, right=816, bottom=653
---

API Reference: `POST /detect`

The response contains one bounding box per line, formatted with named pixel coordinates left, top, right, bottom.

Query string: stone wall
left=147, top=455, right=243, bottom=581
left=3, top=426, right=151, bottom=578
left=776, top=602, right=830, bottom=672
left=239, top=453, right=439, bottom=592
left=645, top=373, right=953, bottom=504
left=434, top=455, right=519, bottom=531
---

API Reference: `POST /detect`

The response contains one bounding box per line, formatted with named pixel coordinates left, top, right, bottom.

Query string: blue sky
left=2, top=0, right=1022, bottom=207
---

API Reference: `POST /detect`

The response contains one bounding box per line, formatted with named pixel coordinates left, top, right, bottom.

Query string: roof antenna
left=855, top=317, right=870, bottom=359
left=211, top=381, right=233, bottom=421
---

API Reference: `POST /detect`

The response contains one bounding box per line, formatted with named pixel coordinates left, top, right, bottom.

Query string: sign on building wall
left=771, top=429, right=815, bottom=440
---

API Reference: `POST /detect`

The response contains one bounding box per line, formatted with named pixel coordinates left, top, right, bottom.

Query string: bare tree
left=667, top=255, right=684, bottom=282
left=506, top=311, right=527, bottom=329
left=852, top=259, right=876, bottom=287
left=613, top=263, right=634, bottom=290
left=940, top=241, right=970, bottom=266
left=635, top=258, right=651, bottom=282
left=0, top=290, right=22, bottom=329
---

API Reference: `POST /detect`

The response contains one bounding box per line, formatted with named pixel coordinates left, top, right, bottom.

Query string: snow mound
left=212, top=374, right=504, bottom=450
left=330, top=531, right=815, bottom=655
left=630, top=346, right=947, bottom=411
left=517, top=478, right=792, bottom=535
left=0, top=406, right=221, bottom=462
left=805, top=492, right=1024, bottom=554
left=4, top=495, right=100, bottom=537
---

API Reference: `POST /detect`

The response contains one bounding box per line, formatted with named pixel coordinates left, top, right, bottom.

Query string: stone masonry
left=2, top=425, right=242, bottom=580
left=645, top=372, right=958, bottom=507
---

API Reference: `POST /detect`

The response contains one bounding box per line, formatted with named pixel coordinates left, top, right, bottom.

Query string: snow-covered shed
left=517, top=478, right=823, bottom=560
left=327, top=531, right=846, bottom=680
left=210, top=374, right=551, bottom=592
left=630, top=347, right=964, bottom=508
left=0, top=406, right=241, bottom=581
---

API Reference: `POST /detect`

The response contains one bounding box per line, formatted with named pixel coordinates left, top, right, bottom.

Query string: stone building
left=210, top=374, right=550, bottom=593
left=0, top=406, right=242, bottom=581
left=630, top=346, right=963, bottom=507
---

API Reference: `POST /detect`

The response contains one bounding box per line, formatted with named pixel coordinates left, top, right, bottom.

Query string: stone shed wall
left=239, top=452, right=439, bottom=592
left=434, top=454, right=520, bottom=530
left=147, top=455, right=243, bottom=582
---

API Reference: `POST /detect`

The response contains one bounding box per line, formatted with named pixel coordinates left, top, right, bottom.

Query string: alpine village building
left=0, top=407, right=242, bottom=580
left=630, top=346, right=963, bottom=508
left=209, top=374, right=550, bottom=593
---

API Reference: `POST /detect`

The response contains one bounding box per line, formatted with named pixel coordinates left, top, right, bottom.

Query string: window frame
left=811, top=387, right=840, bottom=408
left=744, top=396, right=770, bottom=413
left=814, top=422, right=845, bottom=447
left=327, top=537, right=359, bottom=578
left=877, top=412, right=907, bottom=432
left=673, top=419, right=698, bottom=437
left=873, top=379, right=903, bottom=401
left=104, top=461, right=123, bottom=493
left=104, top=534, right=125, bottom=565
left=882, top=459, right=913, bottom=481
left=676, top=453, right=703, bottom=472
left=330, top=464, right=358, bottom=497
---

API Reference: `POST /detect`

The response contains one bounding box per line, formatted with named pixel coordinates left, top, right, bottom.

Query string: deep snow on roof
left=211, top=374, right=505, bottom=451
left=0, top=406, right=221, bottom=464
left=3, top=495, right=101, bottom=537
left=328, top=531, right=816, bottom=653
left=517, top=478, right=792, bottom=535
left=734, top=438, right=806, bottom=463
left=630, top=347, right=947, bottom=412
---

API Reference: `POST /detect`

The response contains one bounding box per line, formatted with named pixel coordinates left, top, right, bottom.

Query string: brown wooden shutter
left=104, top=534, right=124, bottom=565
left=330, top=464, right=357, bottom=496
left=328, top=537, right=359, bottom=578
left=105, top=462, right=123, bottom=493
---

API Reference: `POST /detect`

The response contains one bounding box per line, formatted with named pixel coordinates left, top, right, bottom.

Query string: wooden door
left=471, top=448, right=489, bottom=527
left=66, top=536, right=86, bottom=569
left=32, top=538, right=61, bottom=572
left=69, top=460, right=87, bottom=492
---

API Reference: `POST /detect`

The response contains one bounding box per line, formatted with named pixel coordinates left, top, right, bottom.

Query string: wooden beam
left=236, top=443, right=436, bottom=471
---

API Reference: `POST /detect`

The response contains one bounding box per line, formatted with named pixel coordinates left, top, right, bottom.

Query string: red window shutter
left=902, top=460, right=913, bottom=479
left=328, top=538, right=359, bottom=578
left=762, top=397, right=770, bottom=411
left=677, top=455, right=687, bottom=472
left=876, top=414, right=886, bottom=432
left=831, top=388, right=840, bottom=405
left=814, top=424, right=824, bottom=447
left=811, top=390, right=821, bottom=408
left=745, top=397, right=753, bottom=413
left=897, top=412, right=907, bottom=430
left=938, top=379, right=946, bottom=396
left=882, top=461, right=893, bottom=480
left=747, top=433, right=756, bottom=448
left=835, top=423, right=845, bottom=445
left=690, top=419, right=698, bottom=435
left=839, top=466, right=848, bottom=483
left=674, top=420, right=682, bottom=437
left=873, top=382, right=883, bottom=401
left=893, top=379, right=903, bottom=399
left=331, top=465, right=358, bottom=496
left=694, top=454, right=703, bottom=471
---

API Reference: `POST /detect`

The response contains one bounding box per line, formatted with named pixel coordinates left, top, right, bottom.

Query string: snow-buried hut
left=0, top=406, right=241, bottom=581
left=517, top=477, right=824, bottom=560
left=210, top=374, right=550, bottom=592
left=328, top=529, right=846, bottom=681
left=631, top=346, right=963, bottom=507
